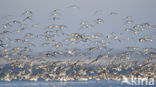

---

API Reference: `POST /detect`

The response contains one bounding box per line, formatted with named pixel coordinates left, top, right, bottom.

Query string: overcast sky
left=0, top=0, right=156, bottom=56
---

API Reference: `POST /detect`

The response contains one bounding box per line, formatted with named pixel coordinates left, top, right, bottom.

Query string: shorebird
left=67, top=5, right=80, bottom=9
left=23, top=16, right=32, bottom=21
left=95, top=18, right=104, bottom=24
left=108, top=12, right=118, bottom=16
left=22, top=10, right=33, bottom=15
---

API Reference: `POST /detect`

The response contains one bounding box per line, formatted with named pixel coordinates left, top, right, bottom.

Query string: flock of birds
left=0, top=8, right=156, bottom=82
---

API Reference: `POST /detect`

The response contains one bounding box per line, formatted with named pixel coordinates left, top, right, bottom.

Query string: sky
left=0, top=0, right=156, bottom=56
